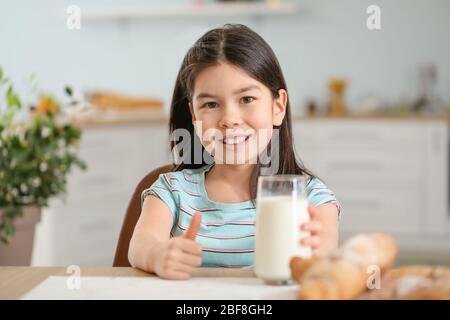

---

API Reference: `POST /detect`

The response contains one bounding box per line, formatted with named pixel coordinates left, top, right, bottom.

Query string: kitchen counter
left=295, top=111, right=449, bottom=121
left=68, top=108, right=449, bottom=128
left=69, top=107, right=169, bottom=128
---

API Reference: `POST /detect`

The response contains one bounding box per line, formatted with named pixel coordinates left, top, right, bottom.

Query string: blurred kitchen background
left=0, top=0, right=449, bottom=266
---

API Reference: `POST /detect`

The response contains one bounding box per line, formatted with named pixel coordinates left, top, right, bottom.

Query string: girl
left=129, top=24, right=341, bottom=280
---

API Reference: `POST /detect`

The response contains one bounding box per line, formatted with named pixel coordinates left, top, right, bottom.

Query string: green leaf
left=7, top=94, right=21, bottom=109
left=0, top=66, right=3, bottom=80
left=1, top=110, right=16, bottom=126
left=1, top=220, right=16, bottom=244
left=64, top=86, right=73, bottom=97
left=6, top=84, right=21, bottom=109
left=74, top=158, right=87, bottom=170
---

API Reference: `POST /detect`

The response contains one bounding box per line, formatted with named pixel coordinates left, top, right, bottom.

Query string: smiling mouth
left=222, top=135, right=251, bottom=146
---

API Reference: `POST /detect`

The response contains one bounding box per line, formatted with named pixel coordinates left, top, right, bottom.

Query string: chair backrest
left=113, top=164, right=176, bottom=267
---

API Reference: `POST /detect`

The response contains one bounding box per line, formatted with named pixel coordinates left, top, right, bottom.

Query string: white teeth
left=223, top=136, right=248, bottom=145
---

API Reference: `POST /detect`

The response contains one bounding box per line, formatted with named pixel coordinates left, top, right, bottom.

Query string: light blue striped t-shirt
left=141, top=163, right=341, bottom=268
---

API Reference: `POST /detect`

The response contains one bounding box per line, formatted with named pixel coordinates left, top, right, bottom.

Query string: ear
left=273, top=89, right=287, bottom=126
left=188, top=101, right=196, bottom=125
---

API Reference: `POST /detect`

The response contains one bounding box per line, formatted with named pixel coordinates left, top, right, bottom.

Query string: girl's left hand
left=299, top=204, right=339, bottom=257
left=299, top=205, right=322, bottom=256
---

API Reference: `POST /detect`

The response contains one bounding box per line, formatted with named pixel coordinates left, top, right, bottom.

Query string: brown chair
left=113, top=164, right=176, bottom=267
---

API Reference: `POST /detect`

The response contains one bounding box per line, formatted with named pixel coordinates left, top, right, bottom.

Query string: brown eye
left=241, top=96, right=255, bottom=104
left=203, top=102, right=218, bottom=109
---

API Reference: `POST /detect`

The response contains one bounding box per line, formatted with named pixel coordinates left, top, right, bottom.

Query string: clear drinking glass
left=254, top=175, right=311, bottom=285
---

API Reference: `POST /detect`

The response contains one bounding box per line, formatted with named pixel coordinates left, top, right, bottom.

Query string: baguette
left=290, top=233, right=398, bottom=300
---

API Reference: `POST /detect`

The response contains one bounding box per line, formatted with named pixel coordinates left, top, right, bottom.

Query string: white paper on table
left=21, top=276, right=299, bottom=300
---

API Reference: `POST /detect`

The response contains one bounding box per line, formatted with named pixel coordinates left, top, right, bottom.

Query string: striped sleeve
left=141, top=173, right=178, bottom=220
left=306, top=177, right=342, bottom=220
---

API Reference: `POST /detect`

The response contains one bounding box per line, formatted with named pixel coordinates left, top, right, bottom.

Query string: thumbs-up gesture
left=153, top=212, right=203, bottom=280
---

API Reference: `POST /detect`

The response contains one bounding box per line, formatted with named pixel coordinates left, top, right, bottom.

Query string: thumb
left=184, top=212, right=202, bottom=240
left=308, top=205, right=318, bottom=221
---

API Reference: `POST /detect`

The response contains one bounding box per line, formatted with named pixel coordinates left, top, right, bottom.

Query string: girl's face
left=189, top=62, right=287, bottom=165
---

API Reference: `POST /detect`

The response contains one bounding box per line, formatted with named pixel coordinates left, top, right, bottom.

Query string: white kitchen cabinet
left=32, top=123, right=171, bottom=266
left=292, top=118, right=450, bottom=253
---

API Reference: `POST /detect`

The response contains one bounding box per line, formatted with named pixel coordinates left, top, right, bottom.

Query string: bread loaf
left=290, top=233, right=398, bottom=300
left=87, top=91, right=163, bottom=110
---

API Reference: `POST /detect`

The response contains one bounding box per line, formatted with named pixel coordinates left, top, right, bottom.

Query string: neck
left=207, top=163, right=255, bottom=186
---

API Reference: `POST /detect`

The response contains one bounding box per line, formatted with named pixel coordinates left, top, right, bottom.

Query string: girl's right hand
left=152, top=212, right=203, bottom=280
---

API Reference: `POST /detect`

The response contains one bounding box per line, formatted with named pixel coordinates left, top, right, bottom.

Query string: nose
left=218, top=105, right=243, bottom=128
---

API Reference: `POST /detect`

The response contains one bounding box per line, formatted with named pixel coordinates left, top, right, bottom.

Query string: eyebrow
left=195, top=85, right=261, bottom=101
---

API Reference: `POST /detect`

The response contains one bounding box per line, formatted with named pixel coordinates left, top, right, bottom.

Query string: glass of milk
left=254, top=175, right=311, bottom=285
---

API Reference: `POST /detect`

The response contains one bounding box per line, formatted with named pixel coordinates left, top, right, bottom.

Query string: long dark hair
left=168, top=24, right=315, bottom=203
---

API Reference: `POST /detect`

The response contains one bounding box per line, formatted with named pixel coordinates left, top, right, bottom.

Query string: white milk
left=254, top=195, right=311, bottom=283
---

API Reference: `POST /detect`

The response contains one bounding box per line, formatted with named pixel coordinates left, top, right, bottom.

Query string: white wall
left=1, top=0, right=449, bottom=116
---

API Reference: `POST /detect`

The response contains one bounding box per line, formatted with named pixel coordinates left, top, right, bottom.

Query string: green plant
left=0, top=67, right=86, bottom=244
